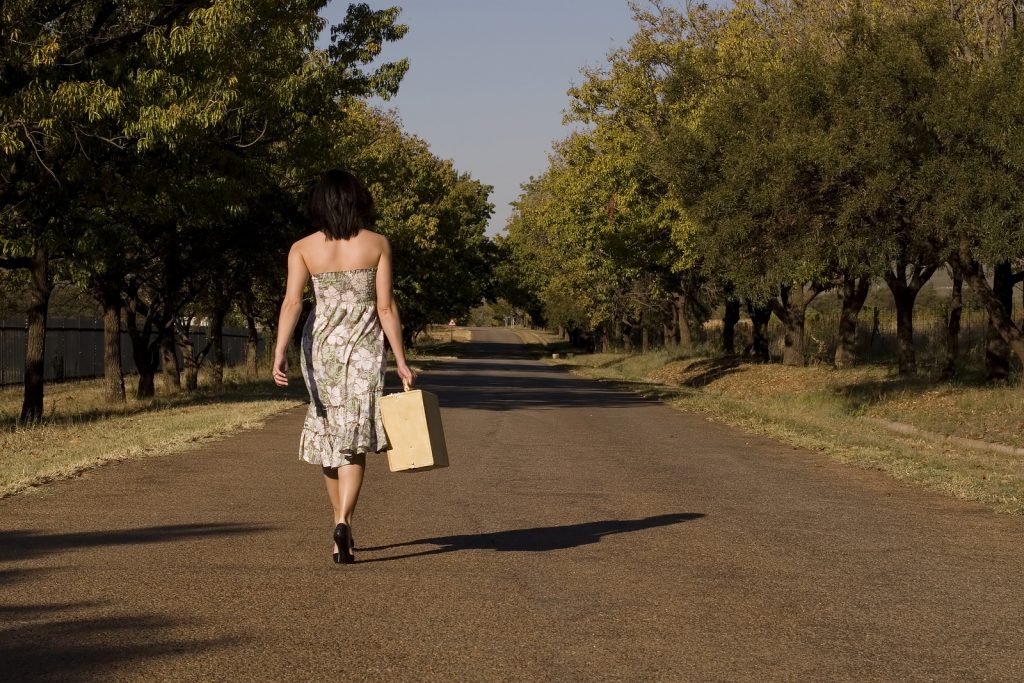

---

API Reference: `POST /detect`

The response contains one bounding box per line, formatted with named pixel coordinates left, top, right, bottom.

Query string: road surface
left=1, top=327, right=1022, bottom=681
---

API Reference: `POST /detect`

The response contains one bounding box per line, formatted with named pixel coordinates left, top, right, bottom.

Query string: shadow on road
left=358, top=513, right=705, bottom=563
left=413, top=360, right=659, bottom=411
left=448, top=341, right=549, bottom=360
left=0, top=567, right=49, bottom=586
left=0, top=525, right=258, bottom=680
left=0, top=523, right=271, bottom=563
left=0, top=610, right=240, bottom=682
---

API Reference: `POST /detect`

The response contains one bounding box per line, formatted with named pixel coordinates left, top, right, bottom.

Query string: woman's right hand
left=397, top=362, right=415, bottom=390
left=272, top=353, right=289, bottom=387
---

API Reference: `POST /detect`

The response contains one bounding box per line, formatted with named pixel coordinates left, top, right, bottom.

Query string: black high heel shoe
left=333, top=523, right=354, bottom=564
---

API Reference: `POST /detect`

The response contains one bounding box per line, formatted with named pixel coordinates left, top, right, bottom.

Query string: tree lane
left=1, top=329, right=1022, bottom=680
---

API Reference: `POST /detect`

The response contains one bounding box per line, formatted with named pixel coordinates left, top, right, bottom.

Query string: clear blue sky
left=320, top=1, right=640, bottom=235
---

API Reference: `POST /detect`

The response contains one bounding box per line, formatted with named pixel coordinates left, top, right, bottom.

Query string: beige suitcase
left=380, top=388, right=449, bottom=472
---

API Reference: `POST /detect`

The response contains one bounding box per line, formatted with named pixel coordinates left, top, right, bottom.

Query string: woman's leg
left=322, top=467, right=342, bottom=553
left=337, top=453, right=367, bottom=529
left=322, top=466, right=342, bottom=523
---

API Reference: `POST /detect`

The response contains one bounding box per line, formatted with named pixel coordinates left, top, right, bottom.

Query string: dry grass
left=0, top=364, right=307, bottom=498
left=508, top=328, right=553, bottom=345
left=0, top=355, right=433, bottom=499
left=557, top=353, right=1024, bottom=514
left=416, top=325, right=473, bottom=347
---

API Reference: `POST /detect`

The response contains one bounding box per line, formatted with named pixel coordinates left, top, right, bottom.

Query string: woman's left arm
left=272, top=244, right=310, bottom=386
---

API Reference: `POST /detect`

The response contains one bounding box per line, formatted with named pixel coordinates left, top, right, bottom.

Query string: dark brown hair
left=307, top=169, right=374, bottom=240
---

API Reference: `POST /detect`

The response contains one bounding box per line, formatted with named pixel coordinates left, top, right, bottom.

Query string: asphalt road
left=2, top=327, right=1022, bottom=681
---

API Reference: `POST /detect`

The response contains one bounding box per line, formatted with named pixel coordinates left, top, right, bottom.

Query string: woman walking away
left=272, top=169, right=415, bottom=564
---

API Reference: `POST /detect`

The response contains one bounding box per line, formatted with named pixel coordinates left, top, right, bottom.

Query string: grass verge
left=557, top=351, right=1024, bottom=514
left=0, top=365, right=308, bottom=499
left=1, top=355, right=436, bottom=499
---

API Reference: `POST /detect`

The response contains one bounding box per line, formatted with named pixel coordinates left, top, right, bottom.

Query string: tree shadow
left=0, top=610, right=241, bottom=682
left=0, top=567, right=50, bottom=586
left=0, top=523, right=270, bottom=564
left=417, top=332, right=573, bottom=361
left=357, top=513, right=704, bottom=563
left=448, top=341, right=550, bottom=360
left=829, top=367, right=999, bottom=413
left=411, top=361, right=661, bottom=411
left=676, top=356, right=745, bottom=387
left=0, top=524, right=262, bottom=678
left=0, top=600, right=97, bottom=617
left=0, top=380, right=308, bottom=431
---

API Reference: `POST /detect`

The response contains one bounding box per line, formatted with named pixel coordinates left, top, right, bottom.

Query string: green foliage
left=326, top=104, right=493, bottom=340
left=659, top=3, right=960, bottom=300
left=0, top=0, right=495, bottom=394
left=503, top=2, right=692, bottom=344
left=507, top=0, right=1024, bottom=370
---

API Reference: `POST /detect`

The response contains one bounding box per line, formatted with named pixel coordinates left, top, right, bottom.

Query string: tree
left=925, top=14, right=1024, bottom=379
left=2, top=0, right=212, bottom=416
left=3, top=1, right=410, bottom=409
left=327, top=104, right=494, bottom=344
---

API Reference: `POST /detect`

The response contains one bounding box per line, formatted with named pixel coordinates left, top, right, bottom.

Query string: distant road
left=1, top=329, right=1022, bottom=680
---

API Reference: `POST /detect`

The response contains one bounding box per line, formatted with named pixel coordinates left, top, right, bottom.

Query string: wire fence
left=0, top=317, right=264, bottom=386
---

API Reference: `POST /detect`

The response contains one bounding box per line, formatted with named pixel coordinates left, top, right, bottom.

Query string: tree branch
left=79, top=1, right=213, bottom=61
left=235, top=120, right=268, bottom=148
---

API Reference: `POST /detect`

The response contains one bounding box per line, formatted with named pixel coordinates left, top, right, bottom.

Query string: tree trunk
left=178, top=321, right=199, bottom=392
left=891, top=287, right=918, bottom=375
left=883, top=260, right=937, bottom=375
left=747, top=301, right=772, bottom=363
left=782, top=286, right=806, bottom=368
left=641, top=321, right=650, bottom=354
left=128, top=327, right=156, bottom=398
left=869, top=307, right=881, bottom=351
left=951, top=249, right=1024, bottom=378
left=985, top=261, right=1013, bottom=381
left=101, top=291, right=126, bottom=403
left=772, top=284, right=822, bottom=367
left=20, top=245, right=51, bottom=424
left=669, top=300, right=680, bottom=346
left=124, top=286, right=157, bottom=398
left=834, top=274, right=871, bottom=369
left=722, top=298, right=740, bottom=355
left=209, top=306, right=227, bottom=387
left=675, top=293, right=694, bottom=352
left=941, top=265, right=963, bottom=381
left=245, top=313, right=260, bottom=379
left=160, top=325, right=181, bottom=392
left=127, top=325, right=156, bottom=398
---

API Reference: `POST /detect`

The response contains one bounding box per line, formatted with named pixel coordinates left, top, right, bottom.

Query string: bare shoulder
left=361, top=229, right=391, bottom=255
left=292, top=231, right=323, bottom=251
left=289, top=232, right=324, bottom=261
left=360, top=228, right=389, bottom=244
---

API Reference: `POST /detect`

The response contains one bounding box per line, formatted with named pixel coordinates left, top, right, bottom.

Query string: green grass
left=556, top=351, right=1024, bottom=514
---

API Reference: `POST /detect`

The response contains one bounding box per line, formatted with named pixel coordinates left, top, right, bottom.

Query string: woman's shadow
left=358, top=512, right=704, bottom=563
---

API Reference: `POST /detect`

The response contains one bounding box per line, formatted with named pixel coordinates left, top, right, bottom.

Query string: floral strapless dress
left=299, top=268, right=389, bottom=466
